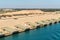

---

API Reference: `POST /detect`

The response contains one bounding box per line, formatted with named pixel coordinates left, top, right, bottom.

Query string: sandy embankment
left=0, top=10, right=60, bottom=36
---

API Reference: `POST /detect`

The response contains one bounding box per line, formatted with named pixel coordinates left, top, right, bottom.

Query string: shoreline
left=0, top=10, right=60, bottom=38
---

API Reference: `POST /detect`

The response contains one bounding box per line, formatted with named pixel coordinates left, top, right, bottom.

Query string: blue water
left=0, top=23, right=60, bottom=40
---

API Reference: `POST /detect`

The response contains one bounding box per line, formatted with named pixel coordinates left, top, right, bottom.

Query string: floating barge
left=0, top=10, right=60, bottom=37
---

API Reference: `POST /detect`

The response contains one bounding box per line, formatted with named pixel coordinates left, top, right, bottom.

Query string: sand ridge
left=0, top=10, right=60, bottom=36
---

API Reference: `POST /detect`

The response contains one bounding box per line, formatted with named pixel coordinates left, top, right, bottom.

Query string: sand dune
left=0, top=10, right=60, bottom=37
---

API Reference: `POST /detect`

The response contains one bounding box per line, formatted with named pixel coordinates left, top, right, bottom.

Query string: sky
left=0, top=0, right=60, bottom=8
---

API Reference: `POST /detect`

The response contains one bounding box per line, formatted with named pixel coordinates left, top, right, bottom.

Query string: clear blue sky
left=0, top=0, right=60, bottom=8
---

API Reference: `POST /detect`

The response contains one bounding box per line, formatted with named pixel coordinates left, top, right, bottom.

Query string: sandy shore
left=0, top=10, right=60, bottom=36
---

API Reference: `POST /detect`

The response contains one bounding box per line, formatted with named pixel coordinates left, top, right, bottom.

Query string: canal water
left=0, top=23, right=60, bottom=40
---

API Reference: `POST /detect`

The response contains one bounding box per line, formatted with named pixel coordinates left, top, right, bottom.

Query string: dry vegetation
left=0, top=9, right=60, bottom=14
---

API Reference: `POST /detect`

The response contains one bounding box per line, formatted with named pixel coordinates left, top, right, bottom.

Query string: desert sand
left=0, top=10, right=60, bottom=37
